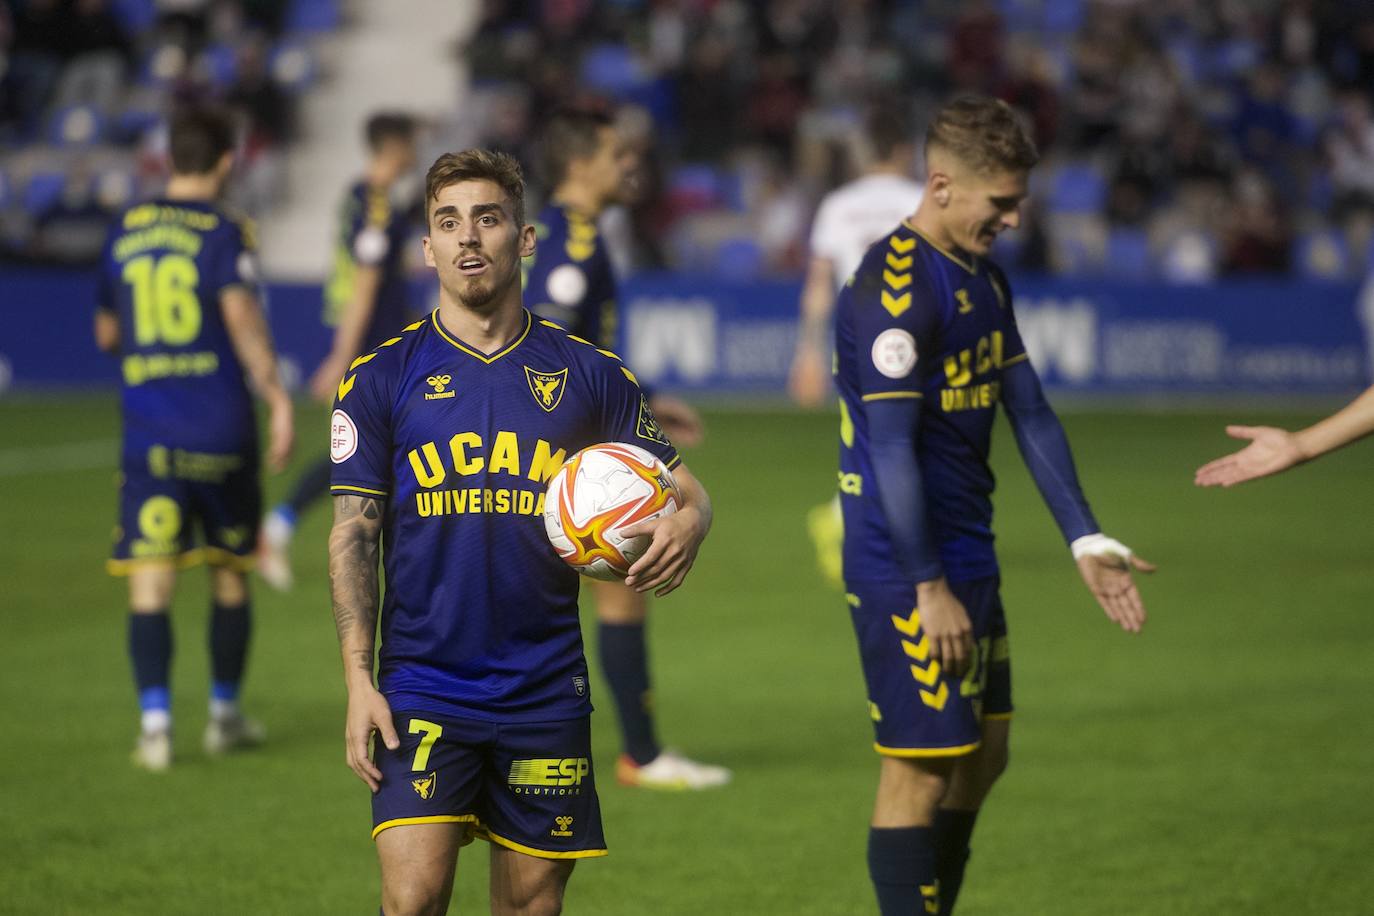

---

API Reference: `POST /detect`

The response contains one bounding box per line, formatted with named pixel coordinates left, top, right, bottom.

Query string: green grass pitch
left=2, top=396, right=1372, bottom=914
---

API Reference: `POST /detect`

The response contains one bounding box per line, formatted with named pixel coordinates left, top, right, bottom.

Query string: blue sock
left=868, top=826, right=939, bottom=916
left=209, top=601, right=251, bottom=705
left=934, top=808, right=979, bottom=915
left=129, top=612, right=172, bottom=721
left=597, top=622, right=660, bottom=765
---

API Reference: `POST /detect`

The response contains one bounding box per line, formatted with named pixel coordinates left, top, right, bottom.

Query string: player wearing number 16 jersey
left=834, top=97, right=1154, bottom=915
left=95, top=107, right=294, bottom=771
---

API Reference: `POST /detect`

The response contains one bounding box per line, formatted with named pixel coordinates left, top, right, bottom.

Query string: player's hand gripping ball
left=543, top=442, right=681, bottom=580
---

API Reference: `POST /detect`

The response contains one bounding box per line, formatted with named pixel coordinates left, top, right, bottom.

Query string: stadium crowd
left=462, top=0, right=1374, bottom=282
left=0, top=0, right=328, bottom=263
left=4, top=0, right=1374, bottom=282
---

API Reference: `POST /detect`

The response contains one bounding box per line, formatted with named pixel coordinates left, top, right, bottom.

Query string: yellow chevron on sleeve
left=909, top=660, right=942, bottom=687
left=349, top=352, right=379, bottom=371
left=881, top=290, right=911, bottom=317
left=885, top=252, right=913, bottom=271
left=337, top=373, right=357, bottom=401
left=404, top=319, right=426, bottom=332
left=890, top=608, right=921, bottom=638
left=620, top=366, right=639, bottom=386
left=883, top=270, right=912, bottom=290
left=901, top=635, right=931, bottom=662
left=378, top=336, right=402, bottom=348
left=890, top=235, right=916, bottom=253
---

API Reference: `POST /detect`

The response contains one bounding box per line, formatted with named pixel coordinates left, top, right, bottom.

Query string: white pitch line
left=0, top=439, right=119, bottom=477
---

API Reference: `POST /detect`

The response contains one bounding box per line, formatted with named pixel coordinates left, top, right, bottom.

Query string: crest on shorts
left=552, top=816, right=574, bottom=837
left=525, top=366, right=568, bottom=412
left=411, top=771, right=437, bottom=800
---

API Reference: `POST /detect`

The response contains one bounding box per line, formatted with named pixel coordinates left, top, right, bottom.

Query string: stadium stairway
left=256, top=1, right=478, bottom=279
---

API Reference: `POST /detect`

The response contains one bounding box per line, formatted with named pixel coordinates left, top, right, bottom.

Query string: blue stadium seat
left=22, top=173, right=67, bottom=218
left=714, top=237, right=765, bottom=281
left=667, top=165, right=724, bottom=210
left=1295, top=230, right=1351, bottom=279
left=580, top=44, right=643, bottom=97
left=111, top=0, right=156, bottom=32
left=286, top=0, right=341, bottom=33
left=1105, top=227, right=1152, bottom=279
left=1048, top=162, right=1105, bottom=214
left=116, top=107, right=162, bottom=144
left=1044, top=0, right=1084, bottom=33
left=200, top=44, right=238, bottom=89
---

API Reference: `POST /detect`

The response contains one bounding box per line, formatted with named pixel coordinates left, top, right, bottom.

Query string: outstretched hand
left=1194, top=425, right=1305, bottom=488
left=1076, top=552, right=1156, bottom=633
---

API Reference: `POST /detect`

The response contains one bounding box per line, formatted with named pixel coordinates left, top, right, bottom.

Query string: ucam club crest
left=525, top=366, right=568, bottom=413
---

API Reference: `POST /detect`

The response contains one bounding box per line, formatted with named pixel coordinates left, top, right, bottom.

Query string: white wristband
left=1070, top=532, right=1133, bottom=562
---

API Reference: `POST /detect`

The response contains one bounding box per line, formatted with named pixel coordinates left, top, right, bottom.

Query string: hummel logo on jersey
left=424, top=374, right=456, bottom=401
left=956, top=289, right=975, bottom=314
left=552, top=816, right=574, bottom=837
left=525, top=366, right=568, bottom=413
left=411, top=771, right=437, bottom=799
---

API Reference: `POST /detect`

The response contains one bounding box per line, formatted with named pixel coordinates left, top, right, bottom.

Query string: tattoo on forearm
left=328, top=495, right=385, bottom=672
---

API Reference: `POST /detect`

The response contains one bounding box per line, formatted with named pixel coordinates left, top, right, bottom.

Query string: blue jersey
left=323, top=180, right=414, bottom=349
left=835, top=222, right=1030, bottom=583
left=97, top=199, right=260, bottom=461
left=329, top=309, right=679, bottom=722
left=524, top=203, right=617, bottom=347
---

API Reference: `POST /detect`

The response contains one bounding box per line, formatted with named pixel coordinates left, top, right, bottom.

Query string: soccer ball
left=543, top=442, right=681, bottom=580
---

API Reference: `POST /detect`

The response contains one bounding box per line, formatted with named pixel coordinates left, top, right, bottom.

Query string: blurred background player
left=96, top=106, right=294, bottom=771
left=789, top=100, right=926, bottom=409
left=1195, top=383, right=1374, bottom=487
left=788, top=100, right=926, bottom=589
left=257, top=112, right=418, bottom=589
left=328, top=148, right=714, bottom=914
left=524, top=108, right=728, bottom=791
left=833, top=96, right=1153, bottom=915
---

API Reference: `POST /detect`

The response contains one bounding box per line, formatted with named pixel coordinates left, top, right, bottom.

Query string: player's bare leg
left=376, top=822, right=464, bottom=916
left=870, top=755, right=955, bottom=916
left=127, top=565, right=177, bottom=770
left=933, top=717, right=1010, bottom=915
left=593, top=579, right=730, bottom=790
left=489, top=846, right=574, bottom=916
left=203, top=566, right=264, bottom=754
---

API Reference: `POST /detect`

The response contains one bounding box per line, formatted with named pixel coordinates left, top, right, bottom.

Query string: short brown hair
left=365, top=111, right=416, bottom=152
left=540, top=109, right=614, bottom=187
left=169, top=106, right=237, bottom=175
left=424, top=149, right=526, bottom=225
left=926, top=96, right=1038, bottom=175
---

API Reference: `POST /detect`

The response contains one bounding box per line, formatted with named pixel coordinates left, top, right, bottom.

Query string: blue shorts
left=108, top=445, right=260, bottom=575
left=846, top=577, right=1012, bottom=757
left=372, top=711, right=607, bottom=860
